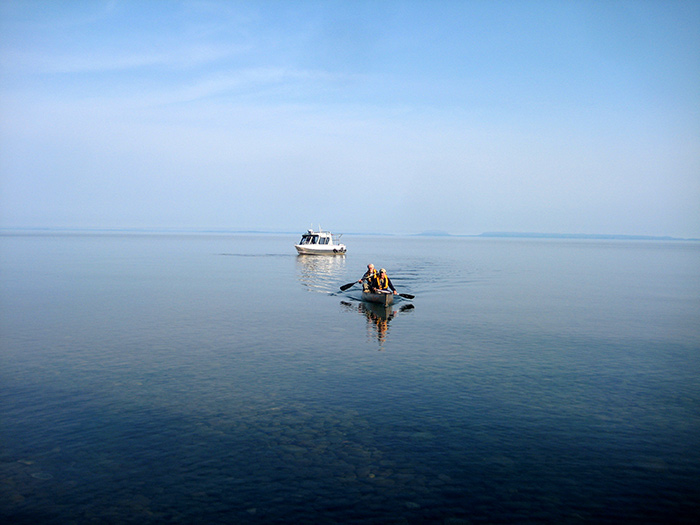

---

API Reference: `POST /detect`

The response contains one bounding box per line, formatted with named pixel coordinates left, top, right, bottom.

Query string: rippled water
left=1, top=233, right=699, bottom=523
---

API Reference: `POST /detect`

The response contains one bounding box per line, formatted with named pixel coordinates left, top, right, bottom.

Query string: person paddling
left=358, top=263, right=378, bottom=292
left=373, top=268, right=397, bottom=295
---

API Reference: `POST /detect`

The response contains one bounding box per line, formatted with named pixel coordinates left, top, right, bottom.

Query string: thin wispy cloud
left=1, top=1, right=698, bottom=236
left=2, top=42, right=249, bottom=74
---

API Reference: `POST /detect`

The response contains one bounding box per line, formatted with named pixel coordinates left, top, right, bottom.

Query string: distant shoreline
left=464, top=232, right=696, bottom=242
left=1, top=227, right=698, bottom=242
left=416, top=231, right=699, bottom=242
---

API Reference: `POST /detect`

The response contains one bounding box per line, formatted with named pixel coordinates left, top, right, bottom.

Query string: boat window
left=320, top=237, right=329, bottom=244
left=311, top=236, right=318, bottom=244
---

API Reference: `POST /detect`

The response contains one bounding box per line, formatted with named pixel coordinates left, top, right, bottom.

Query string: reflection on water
left=341, top=300, right=414, bottom=350
left=296, top=253, right=416, bottom=349
left=295, top=254, right=347, bottom=293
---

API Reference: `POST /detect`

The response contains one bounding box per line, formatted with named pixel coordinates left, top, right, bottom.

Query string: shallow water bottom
left=1, top=233, right=699, bottom=523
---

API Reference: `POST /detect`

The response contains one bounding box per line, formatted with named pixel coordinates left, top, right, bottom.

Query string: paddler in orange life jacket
left=373, top=268, right=397, bottom=295
left=358, top=263, right=378, bottom=292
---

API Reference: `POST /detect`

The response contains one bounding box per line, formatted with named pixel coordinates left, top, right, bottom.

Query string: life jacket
left=376, top=274, right=390, bottom=290
left=364, top=269, right=377, bottom=282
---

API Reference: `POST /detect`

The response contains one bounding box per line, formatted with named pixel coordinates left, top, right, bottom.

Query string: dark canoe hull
left=362, top=291, right=394, bottom=306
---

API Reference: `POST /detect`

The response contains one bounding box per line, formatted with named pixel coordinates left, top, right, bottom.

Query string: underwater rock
left=30, top=472, right=53, bottom=480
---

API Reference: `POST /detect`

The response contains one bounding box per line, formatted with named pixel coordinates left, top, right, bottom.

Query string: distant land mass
left=479, top=232, right=700, bottom=241
left=415, top=230, right=452, bottom=237
left=412, top=231, right=698, bottom=241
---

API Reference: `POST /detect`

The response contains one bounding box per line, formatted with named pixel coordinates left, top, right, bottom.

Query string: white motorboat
left=295, top=228, right=347, bottom=255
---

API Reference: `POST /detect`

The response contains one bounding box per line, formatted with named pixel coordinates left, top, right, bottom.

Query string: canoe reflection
left=341, top=300, right=414, bottom=350
left=296, top=254, right=347, bottom=293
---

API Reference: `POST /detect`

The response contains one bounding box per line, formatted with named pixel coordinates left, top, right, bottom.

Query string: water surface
left=1, top=233, right=699, bottom=523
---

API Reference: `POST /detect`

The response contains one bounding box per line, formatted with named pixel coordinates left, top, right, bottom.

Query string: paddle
left=340, top=280, right=414, bottom=300
left=377, top=289, right=415, bottom=300
left=339, top=281, right=357, bottom=291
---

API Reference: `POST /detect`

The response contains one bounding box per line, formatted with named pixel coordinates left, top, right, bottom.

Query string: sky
left=1, top=0, right=699, bottom=237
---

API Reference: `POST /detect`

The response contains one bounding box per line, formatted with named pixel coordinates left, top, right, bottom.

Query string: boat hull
left=362, top=291, right=394, bottom=306
left=295, top=245, right=347, bottom=255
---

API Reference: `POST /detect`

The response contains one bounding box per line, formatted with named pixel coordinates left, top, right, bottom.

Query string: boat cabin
left=298, top=231, right=333, bottom=245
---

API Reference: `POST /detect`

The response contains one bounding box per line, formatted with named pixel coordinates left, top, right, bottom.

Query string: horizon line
left=1, top=226, right=697, bottom=242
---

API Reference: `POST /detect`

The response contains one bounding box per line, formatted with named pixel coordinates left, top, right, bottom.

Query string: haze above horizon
left=1, top=1, right=699, bottom=238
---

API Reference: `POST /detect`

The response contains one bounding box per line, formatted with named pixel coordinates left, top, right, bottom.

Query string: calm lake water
left=1, top=233, right=699, bottom=524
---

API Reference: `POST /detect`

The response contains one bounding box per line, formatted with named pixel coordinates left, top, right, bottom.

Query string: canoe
left=362, top=291, right=394, bottom=306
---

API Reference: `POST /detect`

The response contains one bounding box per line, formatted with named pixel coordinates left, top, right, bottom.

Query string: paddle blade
left=339, top=282, right=356, bottom=291
left=399, top=293, right=415, bottom=300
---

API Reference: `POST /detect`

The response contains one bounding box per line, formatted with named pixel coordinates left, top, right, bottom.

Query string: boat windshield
left=300, top=235, right=319, bottom=245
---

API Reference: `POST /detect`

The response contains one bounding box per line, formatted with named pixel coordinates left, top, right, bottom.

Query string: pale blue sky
left=1, top=0, right=699, bottom=236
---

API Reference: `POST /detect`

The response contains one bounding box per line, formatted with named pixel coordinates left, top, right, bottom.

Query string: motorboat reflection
left=341, top=300, right=414, bottom=350
left=296, top=254, right=347, bottom=293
